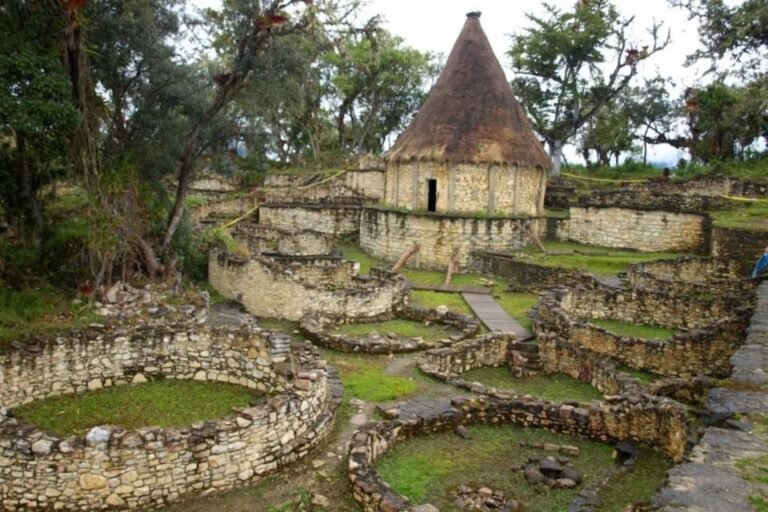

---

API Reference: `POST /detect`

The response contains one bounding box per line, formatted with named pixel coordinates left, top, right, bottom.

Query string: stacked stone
left=348, top=395, right=687, bottom=512
left=0, top=313, right=342, bottom=510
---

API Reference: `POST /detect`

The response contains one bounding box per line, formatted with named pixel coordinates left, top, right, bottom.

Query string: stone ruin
left=0, top=297, right=342, bottom=510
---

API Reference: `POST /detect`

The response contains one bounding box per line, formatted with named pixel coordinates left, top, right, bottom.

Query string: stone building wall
left=628, top=257, right=754, bottom=296
left=190, top=196, right=260, bottom=223
left=535, top=285, right=750, bottom=377
left=711, top=225, right=768, bottom=272
left=469, top=252, right=598, bottom=290
left=560, top=207, right=708, bottom=252
left=259, top=204, right=361, bottom=238
left=383, top=161, right=545, bottom=215
left=0, top=324, right=340, bottom=511
left=209, top=251, right=408, bottom=321
left=348, top=395, right=688, bottom=511
left=359, top=207, right=539, bottom=270
left=262, top=170, right=385, bottom=203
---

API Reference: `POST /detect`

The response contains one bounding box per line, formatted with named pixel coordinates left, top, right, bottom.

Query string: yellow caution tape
left=720, top=194, right=768, bottom=203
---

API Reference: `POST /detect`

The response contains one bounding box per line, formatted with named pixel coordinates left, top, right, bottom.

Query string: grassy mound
left=330, top=319, right=458, bottom=344
left=461, top=367, right=603, bottom=403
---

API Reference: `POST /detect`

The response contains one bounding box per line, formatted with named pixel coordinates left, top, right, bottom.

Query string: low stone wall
left=359, top=207, right=540, bottom=270
left=348, top=394, right=688, bottom=511
left=559, top=207, right=709, bottom=252
left=535, top=285, right=751, bottom=377
left=190, top=195, right=260, bottom=223
left=634, top=174, right=768, bottom=198
left=628, top=257, right=755, bottom=296
left=209, top=250, right=408, bottom=322
left=711, top=225, right=768, bottom=272
left=582, top=189, right=735, bottom=212
left=260, top=204, right=361, bottom=238
left=469, top=251, right=598, bottom=290
left=0, top=320, right=341, bottom=510
left=300, top=306, right=481, bottom=354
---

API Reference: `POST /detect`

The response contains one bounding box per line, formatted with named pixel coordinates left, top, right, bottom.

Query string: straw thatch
left=385, top=13, right=552, bottom=170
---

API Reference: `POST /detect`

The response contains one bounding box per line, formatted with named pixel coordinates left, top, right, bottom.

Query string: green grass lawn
left=331, top=319, right=458, bottom=343
left=319, top=350, right=418, bottom=402
left=514, top=241, right=687, bottom=276
left=710, top=201, right=768, bottom=231
left=409, top=290, right=473, bottom=315
left=15, top=380, right=257, bottom=436
left=338, top=243, right=539, bottom=328
left=0, top=282, right=101, bottom=344
left=589, top=318, right=675, bottom=340
left=617, top=365, right=660, bottom=384
left=376, top=424, right=671, bottom=511
left=460, top=366, right=603, bottom=402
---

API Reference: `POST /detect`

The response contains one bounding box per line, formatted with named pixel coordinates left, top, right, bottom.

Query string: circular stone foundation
left=348, top=394, right=687, bottom=512
left=300, top=306, right=481, bottom=354
left=0, top=309, right=340, bottom=511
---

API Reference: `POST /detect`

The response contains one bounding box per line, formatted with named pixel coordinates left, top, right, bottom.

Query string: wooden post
left=521, top=220, right=547, bottom=253
left=443, top=247, right=460, bottom=286
left=391, top=243, right=420, bottom=272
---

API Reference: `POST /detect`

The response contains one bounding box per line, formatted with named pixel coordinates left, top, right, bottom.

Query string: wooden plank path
left=409, top=283, right=492, bottom=294
left=462, top=292, right=534, bottom=341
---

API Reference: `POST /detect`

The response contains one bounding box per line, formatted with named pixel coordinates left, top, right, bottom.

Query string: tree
left=324, top=20, right=436, bottom=154
left=625, top=77, right=691, bottom=164
left=163, top=0, right=318, bottom=248
left=508, top=0, right=669, bottom=175
left=672, top=0, right=768, bottom=77
left=0, top=1, right=79, bottom=237
left=578, top=101, right=636, bottom=166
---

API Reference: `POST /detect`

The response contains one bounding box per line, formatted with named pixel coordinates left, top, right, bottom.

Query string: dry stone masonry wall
left=629, top=257, right=754, bottom=296
left=0, top=321, right=341, bottom=511
left=359, top=207, right=540, bottom=270
left=559, top=207, right=708, bottom=252
left=259, top=204, right=361, bottom=238
left=348, top=394, right=688, bottom=512
left=209, top=250, right=408, bottom=322
left=535, top=284, right=751, bottom=377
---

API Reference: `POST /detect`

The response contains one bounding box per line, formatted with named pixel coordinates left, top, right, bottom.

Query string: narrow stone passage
left=462, top=292, right=534, bottom=341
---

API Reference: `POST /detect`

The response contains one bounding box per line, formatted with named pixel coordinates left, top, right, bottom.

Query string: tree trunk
left=549, top=140, right=563, bottom=176
left=16, top=133, right=44, bottom=238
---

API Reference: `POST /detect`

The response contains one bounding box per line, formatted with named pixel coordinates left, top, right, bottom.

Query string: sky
left=192, top=0, right=716, bottom=165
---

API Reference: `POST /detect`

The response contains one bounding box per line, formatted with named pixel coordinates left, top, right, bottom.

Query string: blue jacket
left=753, top=254, right=768, bottom=278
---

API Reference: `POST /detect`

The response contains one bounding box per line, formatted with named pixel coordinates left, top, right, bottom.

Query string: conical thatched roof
left=385, top=13, right=551, bottom=170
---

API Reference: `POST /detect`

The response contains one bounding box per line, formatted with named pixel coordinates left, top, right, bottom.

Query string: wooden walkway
left=410, top=283, right=492, bottom=294
left=462, top=293, right=534, bottom=341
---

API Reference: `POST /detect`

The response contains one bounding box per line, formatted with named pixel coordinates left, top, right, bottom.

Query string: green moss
left=15, top=380, right=257, bottom=436
left=461, top=366, right=603, bottom=402
left=377, top=424, right=668, bottom=511
left=590, top=318, right=675, bottom=340
left=319, top=350, right=418, bottom=402
left=331, top=320, right=457, bottom=344
left=515, top=241, right=688, bottom=276
left=338, top=244, right=381, bottom=275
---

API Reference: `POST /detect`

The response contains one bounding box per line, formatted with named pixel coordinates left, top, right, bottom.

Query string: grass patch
left=617, top=365, right=659, bottom=384
left=331, top=319, right=457, bottom=344
left=461, top=366, right=603, bottom=402
left=597, top=448, right=674, bottom=510
left=377, top=424, right=668, bottom=511
left=589, top=318, right=675, bottom=340
left=257, top=318, right=304, bottom=342
left=494, top=292, right=538, bottom=330
left=15, top=380, right=257, bottom=436
left=0, top=282, right=100, bottom=344
left=410, top=290, right=473, bottom=315
left=319, top=350, right=418, bottom=402
left=184, top=195, right=210, bottom=209
left=710, top=201, right=768, bottom=232
left=515, top=241, right=686, bottom=276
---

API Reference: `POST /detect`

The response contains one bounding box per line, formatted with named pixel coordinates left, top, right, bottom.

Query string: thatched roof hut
left=384, top=12, right=551, bottom=170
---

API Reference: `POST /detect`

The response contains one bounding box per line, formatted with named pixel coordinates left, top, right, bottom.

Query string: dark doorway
left=427, top=179, right=437, bottom=212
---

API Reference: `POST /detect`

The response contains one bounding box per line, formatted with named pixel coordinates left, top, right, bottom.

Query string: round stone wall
left=0, top=319, right=340, bottom=510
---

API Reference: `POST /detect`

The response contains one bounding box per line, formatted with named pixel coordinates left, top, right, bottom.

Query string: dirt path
left=159, top=352, right=457, bottom=512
